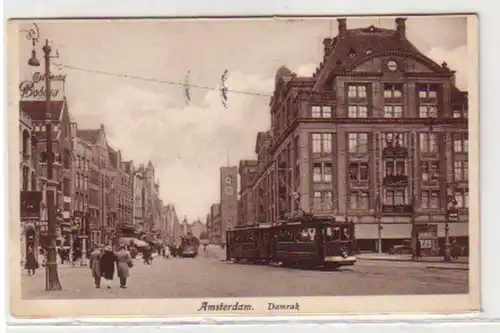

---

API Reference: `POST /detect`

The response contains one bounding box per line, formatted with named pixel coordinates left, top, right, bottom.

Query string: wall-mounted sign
left=19, top=71, right=67, bottom=100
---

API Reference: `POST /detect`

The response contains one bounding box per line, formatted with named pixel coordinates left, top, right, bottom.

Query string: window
left=383, top=132, right=407, bottom=148
left=84, top=176, right=88, bottom=191
left=311, top=133, right=332, bottom=153
left=348, top=105, right=368, bottom=118
left=384, top=84, right=403, bottom=98
left=348, top=133, right=368, bottom=153
left=349, top=191, right=369, bottom=210
left=455, top=189, right=469, bottom=208
left=454, top=161, right=468, bottom=182
left=63, top=178, right=71, bottom=197
left=385, top=189, right=408, bottom=205
left=453, top=107, right=468, bottom=118
left=77, top=155, right=81, bottom=169
left=311, top=105, right=332, bottom=118
left=384, top=105, right=403, bottom=118
left=453, top=133, right=468, bottom=153
left=419, top=133, right=438, bottom=153
left=385, top=160, right=406, bottom=177
left=348, top=85, right=367, bottom=98
left=421, top=161, right=440, bottom=182
left=313, top=191, right=333, bottom=210
left=421, top=190, right=440, bottom=209
left=419, top=105, right=438, bottom=118
left=418, top=84, right=438, bottom=99
left=348, top=162, right=369, bottom=181
left=312, top=163, right=332, bottom=183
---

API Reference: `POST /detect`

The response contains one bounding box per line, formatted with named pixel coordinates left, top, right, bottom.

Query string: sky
left=16, top=16, right=469, bottom=222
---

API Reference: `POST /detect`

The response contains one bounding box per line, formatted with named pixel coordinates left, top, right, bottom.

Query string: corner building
left=251, top=18, right=469, bottom=253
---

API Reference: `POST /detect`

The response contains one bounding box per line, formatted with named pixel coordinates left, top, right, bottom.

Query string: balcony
left=383, top=175, right=409, bottom=186
left=382, top=204, right=413, bottom=214
left=383, top=147, right=408, bottom=158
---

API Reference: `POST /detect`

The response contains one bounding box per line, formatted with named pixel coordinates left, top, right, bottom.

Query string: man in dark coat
left=100, top=245, right=116, bottom=288
left=25, top=247, right=39, bottom=276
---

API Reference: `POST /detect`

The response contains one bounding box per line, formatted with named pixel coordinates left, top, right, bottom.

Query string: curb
left=358, top=257, right=469, bottom=264
left=425, top=265, right=469, bottom=271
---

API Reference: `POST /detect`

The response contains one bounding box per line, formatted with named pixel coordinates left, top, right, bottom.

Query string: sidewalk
left=358, top=253, right=469, bottom=270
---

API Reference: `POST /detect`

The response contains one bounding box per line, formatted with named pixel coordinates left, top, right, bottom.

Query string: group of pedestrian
left=89, top=243, right=134, bottom=289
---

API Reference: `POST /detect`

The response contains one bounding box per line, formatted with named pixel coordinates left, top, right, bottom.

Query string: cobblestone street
left=21, top=246, right=469, bottom=299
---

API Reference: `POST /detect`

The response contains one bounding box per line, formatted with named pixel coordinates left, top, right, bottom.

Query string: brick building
left=20, top=99, right=73, bottom=246
left=237, top=160, right=258, bottom=225
left=249, top=17, right=468, bottom=253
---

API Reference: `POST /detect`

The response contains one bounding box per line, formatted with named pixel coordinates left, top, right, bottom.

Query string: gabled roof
left=77, top=129, right=100, bottom=143
left=314, top=21, right=448, bottom=90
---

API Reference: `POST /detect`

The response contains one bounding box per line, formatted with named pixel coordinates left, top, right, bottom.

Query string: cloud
left=78, top=71, right=274, bottom=220
left=295, top=64, right=317, bottom=77
left=426, top=45, right=468, bottom=91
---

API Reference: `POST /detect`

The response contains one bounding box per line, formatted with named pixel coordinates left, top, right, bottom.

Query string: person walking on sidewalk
left=100, top=245, right=116, bottom=289
left=24, top=247, right=39, bottom=276
left=415, top=237, right=422, bottom=259
left=115, top=244, right=133, bottom=289
left=89, top=247, right=103, bottom=288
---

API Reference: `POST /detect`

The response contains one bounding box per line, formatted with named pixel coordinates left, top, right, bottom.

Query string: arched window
left=40, top=152, right=47, bottom=163
left=76, top=155, right=80, bottom=169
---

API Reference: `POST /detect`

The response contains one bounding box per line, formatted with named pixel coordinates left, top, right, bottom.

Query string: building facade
left=210, top=203, right=222, bottom=244
left=21, top=99, right=73, bottom=248
left=237, top=160, right=258, bottom=225
left=220, top=166, right=238, bottom=244
left=19, top=109, right=39, bottom=263
left=249, top=17, right=469, bottom=254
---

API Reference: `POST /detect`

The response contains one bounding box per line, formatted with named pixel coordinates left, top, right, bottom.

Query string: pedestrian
left=451, top=238, right=458, bottom=260
left=24, top=247, right=39, bottom=276
left=115, top=243, right=133, bottom=289
left=161, top=247, right=166, bottom=258
left=100, top=245, right=116, bottom=289
left=415, top=238, right=421, bottom=259
left=89, top=247, right=103, bottom=288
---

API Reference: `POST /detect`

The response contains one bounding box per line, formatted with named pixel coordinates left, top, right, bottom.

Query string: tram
left=226, top=211, right=356, bottom=269
left=178, top=233, right=200, bottom=258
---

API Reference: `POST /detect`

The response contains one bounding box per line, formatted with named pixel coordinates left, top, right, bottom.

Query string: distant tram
left=178, top=234, right=200, bottom=258
left=225, top=211, right=356, bottom=270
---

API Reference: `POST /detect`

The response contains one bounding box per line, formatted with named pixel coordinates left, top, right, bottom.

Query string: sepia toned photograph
left=8, top=14, right=479, bottom=318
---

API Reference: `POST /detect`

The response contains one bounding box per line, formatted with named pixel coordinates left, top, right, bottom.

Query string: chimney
left=323, top=38, right=333, bottom=56
left=337, top=18, right=347, bottom=34
left=395, top=17, right=407, bottom=38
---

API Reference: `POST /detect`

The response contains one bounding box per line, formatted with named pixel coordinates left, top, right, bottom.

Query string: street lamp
left=444, top=191, right=458, bottom=262
left=375, top=194, right=382, bottom=254
left=26, top=24, right=62, bottom=290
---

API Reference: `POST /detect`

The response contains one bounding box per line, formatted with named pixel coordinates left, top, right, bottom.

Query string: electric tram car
left=178, top=234, right=200, bottom=258
left=225, top=212, right=356, bottom=269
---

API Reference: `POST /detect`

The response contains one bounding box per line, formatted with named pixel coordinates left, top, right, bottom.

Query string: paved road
left=21, top=247, right=468, bottom=299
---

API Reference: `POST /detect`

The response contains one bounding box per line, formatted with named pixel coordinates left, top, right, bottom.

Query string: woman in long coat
left=89, top=247, right=102, bottom=288
left=25, top=247, right=39, bottom=276
left=115, top=244, right=133, bottom=288
left=100, top=246, right=116, bottom=288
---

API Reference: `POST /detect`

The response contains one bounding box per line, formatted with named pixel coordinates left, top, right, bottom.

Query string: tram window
left=277, top=229, right=294, bottom=242
left=341, top=226, right=351, bottom=240
left=324, top=226, right=341, bottom=241
left=297, top=228, right=316, bottom=242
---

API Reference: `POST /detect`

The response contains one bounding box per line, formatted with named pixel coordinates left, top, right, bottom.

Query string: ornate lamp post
left=444, top=191, right=459, bottom=262
left=25, top=23, right=62, bottom=290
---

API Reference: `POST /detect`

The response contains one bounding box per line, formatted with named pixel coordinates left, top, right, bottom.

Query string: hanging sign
left=19, top=71, right=66, bottom=100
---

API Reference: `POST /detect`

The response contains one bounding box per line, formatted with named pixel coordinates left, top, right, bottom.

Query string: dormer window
left=348, top=48, right=356, bottom=58
left=365, top=49, right=372, bottom=55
